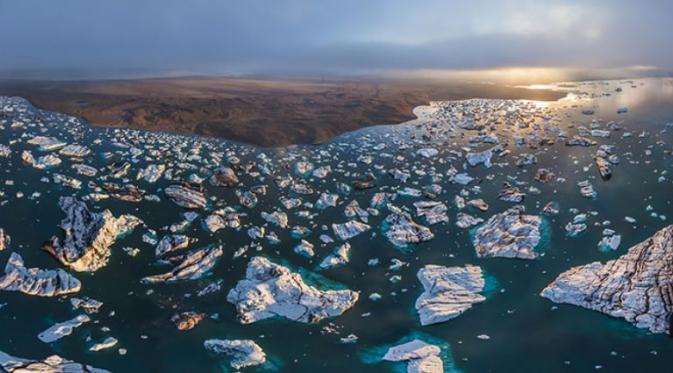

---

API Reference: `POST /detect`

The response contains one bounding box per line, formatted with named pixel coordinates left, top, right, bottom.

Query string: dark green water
left=1, top=78, right=673, bottom=372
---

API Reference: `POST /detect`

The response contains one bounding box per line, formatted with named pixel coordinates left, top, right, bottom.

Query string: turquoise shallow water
left=1, top=78, right=673, bottom=372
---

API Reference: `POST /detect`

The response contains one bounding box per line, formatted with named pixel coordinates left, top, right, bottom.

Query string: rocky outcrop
left=171, top=311, right=205, bottom=331
left=415, top=265, right=486, bottom=326
left=0, top=350, right=109, bottom=372
left=474, top=205, right=542, bottom=259
left=38, top=315, right=90, bottom=343
left=383, top=207, right=434, bottom=248
left=541, top=225, right=673, bottom=334
left=382, top=339, right=443, bottom=373
left=43, top=197, right=142, bottom=272
left=227, top=256, right=359, bottom=324
left=0, top=253, right=81, bottom=297
left=204, top=339, right=266, bottom=370
left=142, top=246, right=223, bottom=284
left=164, top=183, right=207, bottom=209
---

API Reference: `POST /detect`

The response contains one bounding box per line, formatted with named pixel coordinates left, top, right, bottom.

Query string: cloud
left=0, top=0, right=670, bottom=78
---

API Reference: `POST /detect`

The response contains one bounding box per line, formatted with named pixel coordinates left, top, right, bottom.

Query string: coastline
left=0, top=76, right=566, bottom=147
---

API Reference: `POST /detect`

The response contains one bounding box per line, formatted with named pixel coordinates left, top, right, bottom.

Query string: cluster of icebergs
left=1, top=80, right=672, bottom=371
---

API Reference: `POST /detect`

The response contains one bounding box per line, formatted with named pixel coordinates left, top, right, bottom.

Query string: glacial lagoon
left=1, top=78, right=673, bottom=372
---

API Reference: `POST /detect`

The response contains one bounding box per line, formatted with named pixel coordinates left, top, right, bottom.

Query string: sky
left=0, top=0, right=672, bottom=80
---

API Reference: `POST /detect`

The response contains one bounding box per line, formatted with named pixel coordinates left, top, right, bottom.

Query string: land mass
left=0, top=76, right=564, bottom=147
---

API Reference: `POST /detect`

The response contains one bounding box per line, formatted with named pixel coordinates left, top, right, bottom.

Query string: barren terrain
left=0, top=77, right=564, bottom=147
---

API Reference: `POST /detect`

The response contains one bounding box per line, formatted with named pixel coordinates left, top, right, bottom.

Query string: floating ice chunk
left=294, top=240, right=315, bottom=257
left=415, top=264, right=486, bottom=326
left=227, top=257, right=359, bottom=324
left=0, top=252, right=81, bottom=297
left=0, top=144, right=10, bottom=157
left=0, top=229, right=9, bottom=251
left=515, top=153, right=537, bottom=167
left=598, top=234, right=621, bottom=252
left=59, top=144, right=90, bottom=157
left=204, top=214, right=226, bottom=233
left=204, top=339, right=266, bottom=370
left=70, top=297, right=103, bottom=314
left=27, top=136, right=66, bottom=151
left=142, top=246, right=223, bottom=284
left=210, top=166, right=239, bottom=187
left=413, top=201, right=449, bottom=225
left=316, top=193, right=339, bottom=209
left=383, top=206, right=434, bottom=248
left=294, top=161, right=314, bottom=176
left=498, top=184, right=526, bottom=203
left=474, top=206, right=542, bottom=259
left=565, top=136, right=596, bottom=147
left=89, top=337, right=118, bottom=352
left=577, top=180, right=597, bottom=199
left=450, top=172, right=474, bottom=185
left=332, top=220, right=371, bottom=240
left=319, top=243, right=351, bottom=270
left=262, top=211, right=288, bottom=229
left=38, top=315, right=90, bottom=343
left=382, top=339, right=444, bottom=373
left=541, top=225, right=673, bottom=334
left=172, top=311, right=205, bottom=331
left=21, top=150, right=62, bottom=169
left=416, top=148, right=438, bottom=158
left=465, top=149, right=492, bottom=168
left=155, top=234, right=194, bottom=257
left=43, top=197, right=141, bottom=272
left=137, top=164, right=166, bottom=183
left=455, top=213, right=483, bottom=229
left=0, top=350, right=109, bottom=372
left=164, top=183, right=207, bottom=209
